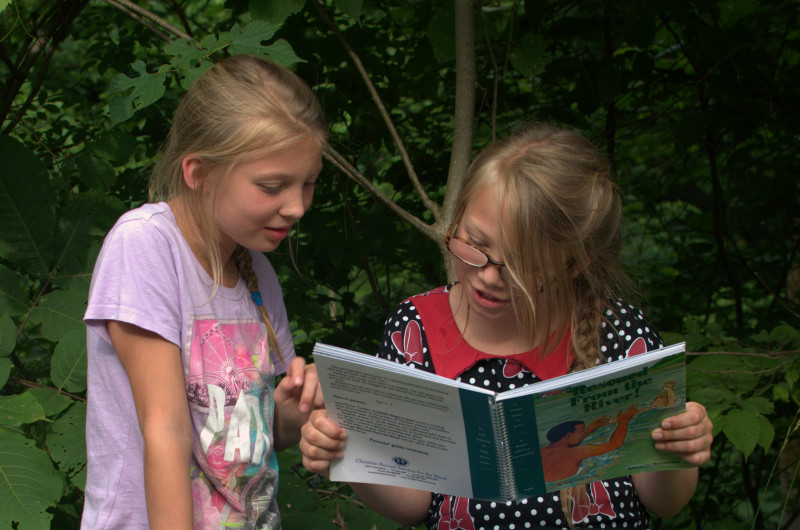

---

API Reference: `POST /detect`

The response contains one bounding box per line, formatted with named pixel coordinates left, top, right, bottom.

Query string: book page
left=503, top=345, right=690, bottom=495
left=314, top=345, right=495, bottom=499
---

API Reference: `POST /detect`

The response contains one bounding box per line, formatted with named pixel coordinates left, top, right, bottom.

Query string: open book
left=312, top=341, right=690, bottom=502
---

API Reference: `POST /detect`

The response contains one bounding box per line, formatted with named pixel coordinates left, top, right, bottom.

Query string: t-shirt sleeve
left=251, top=251, right=295, bottom=375
left=84, top=218, right=183, bottom=348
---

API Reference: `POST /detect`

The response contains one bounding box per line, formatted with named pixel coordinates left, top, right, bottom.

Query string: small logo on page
left=393, top=457, right=408, bottom=466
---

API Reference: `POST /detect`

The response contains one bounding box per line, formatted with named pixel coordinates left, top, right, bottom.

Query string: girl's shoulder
left=601, top=297, right=664, bottom=363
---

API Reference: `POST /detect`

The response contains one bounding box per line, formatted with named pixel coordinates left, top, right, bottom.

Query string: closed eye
left=259, top=184, right=282, bottom=194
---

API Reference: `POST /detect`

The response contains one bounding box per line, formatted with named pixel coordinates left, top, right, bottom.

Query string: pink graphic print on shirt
left=184, top=318, right=276, bottom=522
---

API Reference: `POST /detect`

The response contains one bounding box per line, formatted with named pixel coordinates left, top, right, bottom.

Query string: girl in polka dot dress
left=300, top=124, right=713, bottom=529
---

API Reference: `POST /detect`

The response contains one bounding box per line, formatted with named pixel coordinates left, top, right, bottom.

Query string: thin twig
left=323, top=146, right=433, bottom=238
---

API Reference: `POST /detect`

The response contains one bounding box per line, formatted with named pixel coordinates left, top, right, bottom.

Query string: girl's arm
left=273, top=357, right=324, bottom=450
left=299, top=409, right=431, bottom=526
left=109, top=320, right=194, bottom=530
left=633, top=401, right=713, bottom=518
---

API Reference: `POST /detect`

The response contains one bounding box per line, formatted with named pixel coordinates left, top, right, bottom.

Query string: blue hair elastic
left=251, top=291, right=263, bottom=306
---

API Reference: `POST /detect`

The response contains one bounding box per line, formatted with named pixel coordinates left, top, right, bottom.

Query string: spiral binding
left=490, top=398, right=517, bottom=501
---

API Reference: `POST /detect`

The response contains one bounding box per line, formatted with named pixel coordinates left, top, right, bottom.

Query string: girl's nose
left=477, top=261, right=506, bottom=285
left=280, top=188, right=310, bottom=220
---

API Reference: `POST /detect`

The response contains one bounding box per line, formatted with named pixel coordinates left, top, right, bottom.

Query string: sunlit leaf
left=0, top=430, right=65, bottom=529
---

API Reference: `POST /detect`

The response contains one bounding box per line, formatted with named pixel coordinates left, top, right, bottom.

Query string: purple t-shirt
left=81, top=202, right=294, bottom=529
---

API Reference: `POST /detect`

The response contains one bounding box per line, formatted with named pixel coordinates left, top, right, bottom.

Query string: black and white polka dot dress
left=377, top=285, right=664, bottom=530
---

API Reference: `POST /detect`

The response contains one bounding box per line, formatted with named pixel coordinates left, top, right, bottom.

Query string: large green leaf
left=0, top=429, right=66, bottom=529
left=28, top=387, right=74, bottom=417
left=0, top=136, right=56, bottom=277
left=0, top=312, right=15, bottom=356
left=29, top=288, right=87, bottom=343
left=0, top=392, right=46, bottom=427
left=722, top=408, right=761, bottom=459
left=51, top=328, right=88, bottom=393
left=0, top=264, right=28, bottom=317
left=48, top=402, right=87, bottom=477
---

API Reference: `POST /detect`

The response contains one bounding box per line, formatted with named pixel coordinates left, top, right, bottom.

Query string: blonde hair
left=149, top=54, right=327, bottom=360
left=450, top=123, right=631, bottom=524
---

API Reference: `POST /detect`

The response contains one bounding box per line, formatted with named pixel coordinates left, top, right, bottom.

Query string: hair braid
left=233, top=246, right=284, bottom=363
left=571, top=278, right=608, bottom=372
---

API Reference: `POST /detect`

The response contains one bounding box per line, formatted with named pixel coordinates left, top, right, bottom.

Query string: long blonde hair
left=450, top=123, right=632, bottom=523
left=149, top=54, right=327, bottom=359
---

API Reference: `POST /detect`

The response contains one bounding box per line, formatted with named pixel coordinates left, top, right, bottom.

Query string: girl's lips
left=265, top=227, right=291, bottom=240
left=473, top=287, right=507, bottom=308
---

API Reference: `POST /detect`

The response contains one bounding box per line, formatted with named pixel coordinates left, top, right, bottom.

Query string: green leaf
left=756, top=413, right=775, bottom=452
left=76, top=153, right=116, bottom=190
left=87, top=131, right=138, bottom=165
left=0, top=313, right=15, bottom=356
left=166, top=39, right=212, bottom=90
left=0, top=264, right=27, bottom=317
left=0, top=358, right=9, bottom=388
left=335, top=0, right=362, bottom=19
left=28, top=387, right=73, bottom=417
left=427, top=5, right=455, bottom=64
left=510, top=33, right=547, bottom=77
left=721, top=408, right=760, bottom=459
left=0, top=429, right=65, bottom=529
left=0, top=0, right=11, bottom=15
left=201, top=31, right=234, bottom=54
left=0, top=136, right=56, bottom=276
left=107, top=61, right=168, bottom=126
left=48, top=402, right=87, bottom=476
left=229, top=22, right=282, bottom=57
left=250, top=0, right=306, bottom=25
left=51, top=329, right=87, bottom=393
left=29, top=288, right=87, bottom=343
left=0, top=392, right=47, bottom=427
left=259, top=39, right=305, bottom=67
left=740, top=396, right=774, bottom=416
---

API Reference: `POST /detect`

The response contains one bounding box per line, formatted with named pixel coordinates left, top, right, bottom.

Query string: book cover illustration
left=524, top=342, right=691, bottom=493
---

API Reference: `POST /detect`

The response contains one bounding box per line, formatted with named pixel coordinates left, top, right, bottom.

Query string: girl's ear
left=181, top=155, right=205, bottom=191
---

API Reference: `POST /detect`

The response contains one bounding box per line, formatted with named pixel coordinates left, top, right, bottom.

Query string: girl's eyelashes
left=259, top=184, right=282, bottom=194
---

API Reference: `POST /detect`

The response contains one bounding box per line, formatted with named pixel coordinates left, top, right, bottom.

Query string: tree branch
left=310, top=0, right=440, bottom=219
left=439, top=0, right=477, bottom=281
left=101, top=0, right=197, bottom=44
left=323, top=145, right=434, bottom=238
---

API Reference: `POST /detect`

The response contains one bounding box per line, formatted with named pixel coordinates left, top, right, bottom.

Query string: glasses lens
left=448, top=237, right=489, bottom=267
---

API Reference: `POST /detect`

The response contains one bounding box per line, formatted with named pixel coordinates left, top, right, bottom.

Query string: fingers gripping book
left=312, top=342, right=690, bottom=502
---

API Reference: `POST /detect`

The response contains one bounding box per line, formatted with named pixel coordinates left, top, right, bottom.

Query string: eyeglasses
left=445, top=230, right=509, bottom=281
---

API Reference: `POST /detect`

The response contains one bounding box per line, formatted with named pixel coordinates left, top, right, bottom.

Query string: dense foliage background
left=1, top=0, right=798, bottom=528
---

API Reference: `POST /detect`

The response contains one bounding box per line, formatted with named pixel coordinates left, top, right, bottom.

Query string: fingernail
left=655, top=443, right=666, bottom=451
left=652, top=431, right=663, bottom=440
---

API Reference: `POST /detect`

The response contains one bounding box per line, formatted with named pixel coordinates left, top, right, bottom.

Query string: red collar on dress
left=410, top=286, right=574, bottom=381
